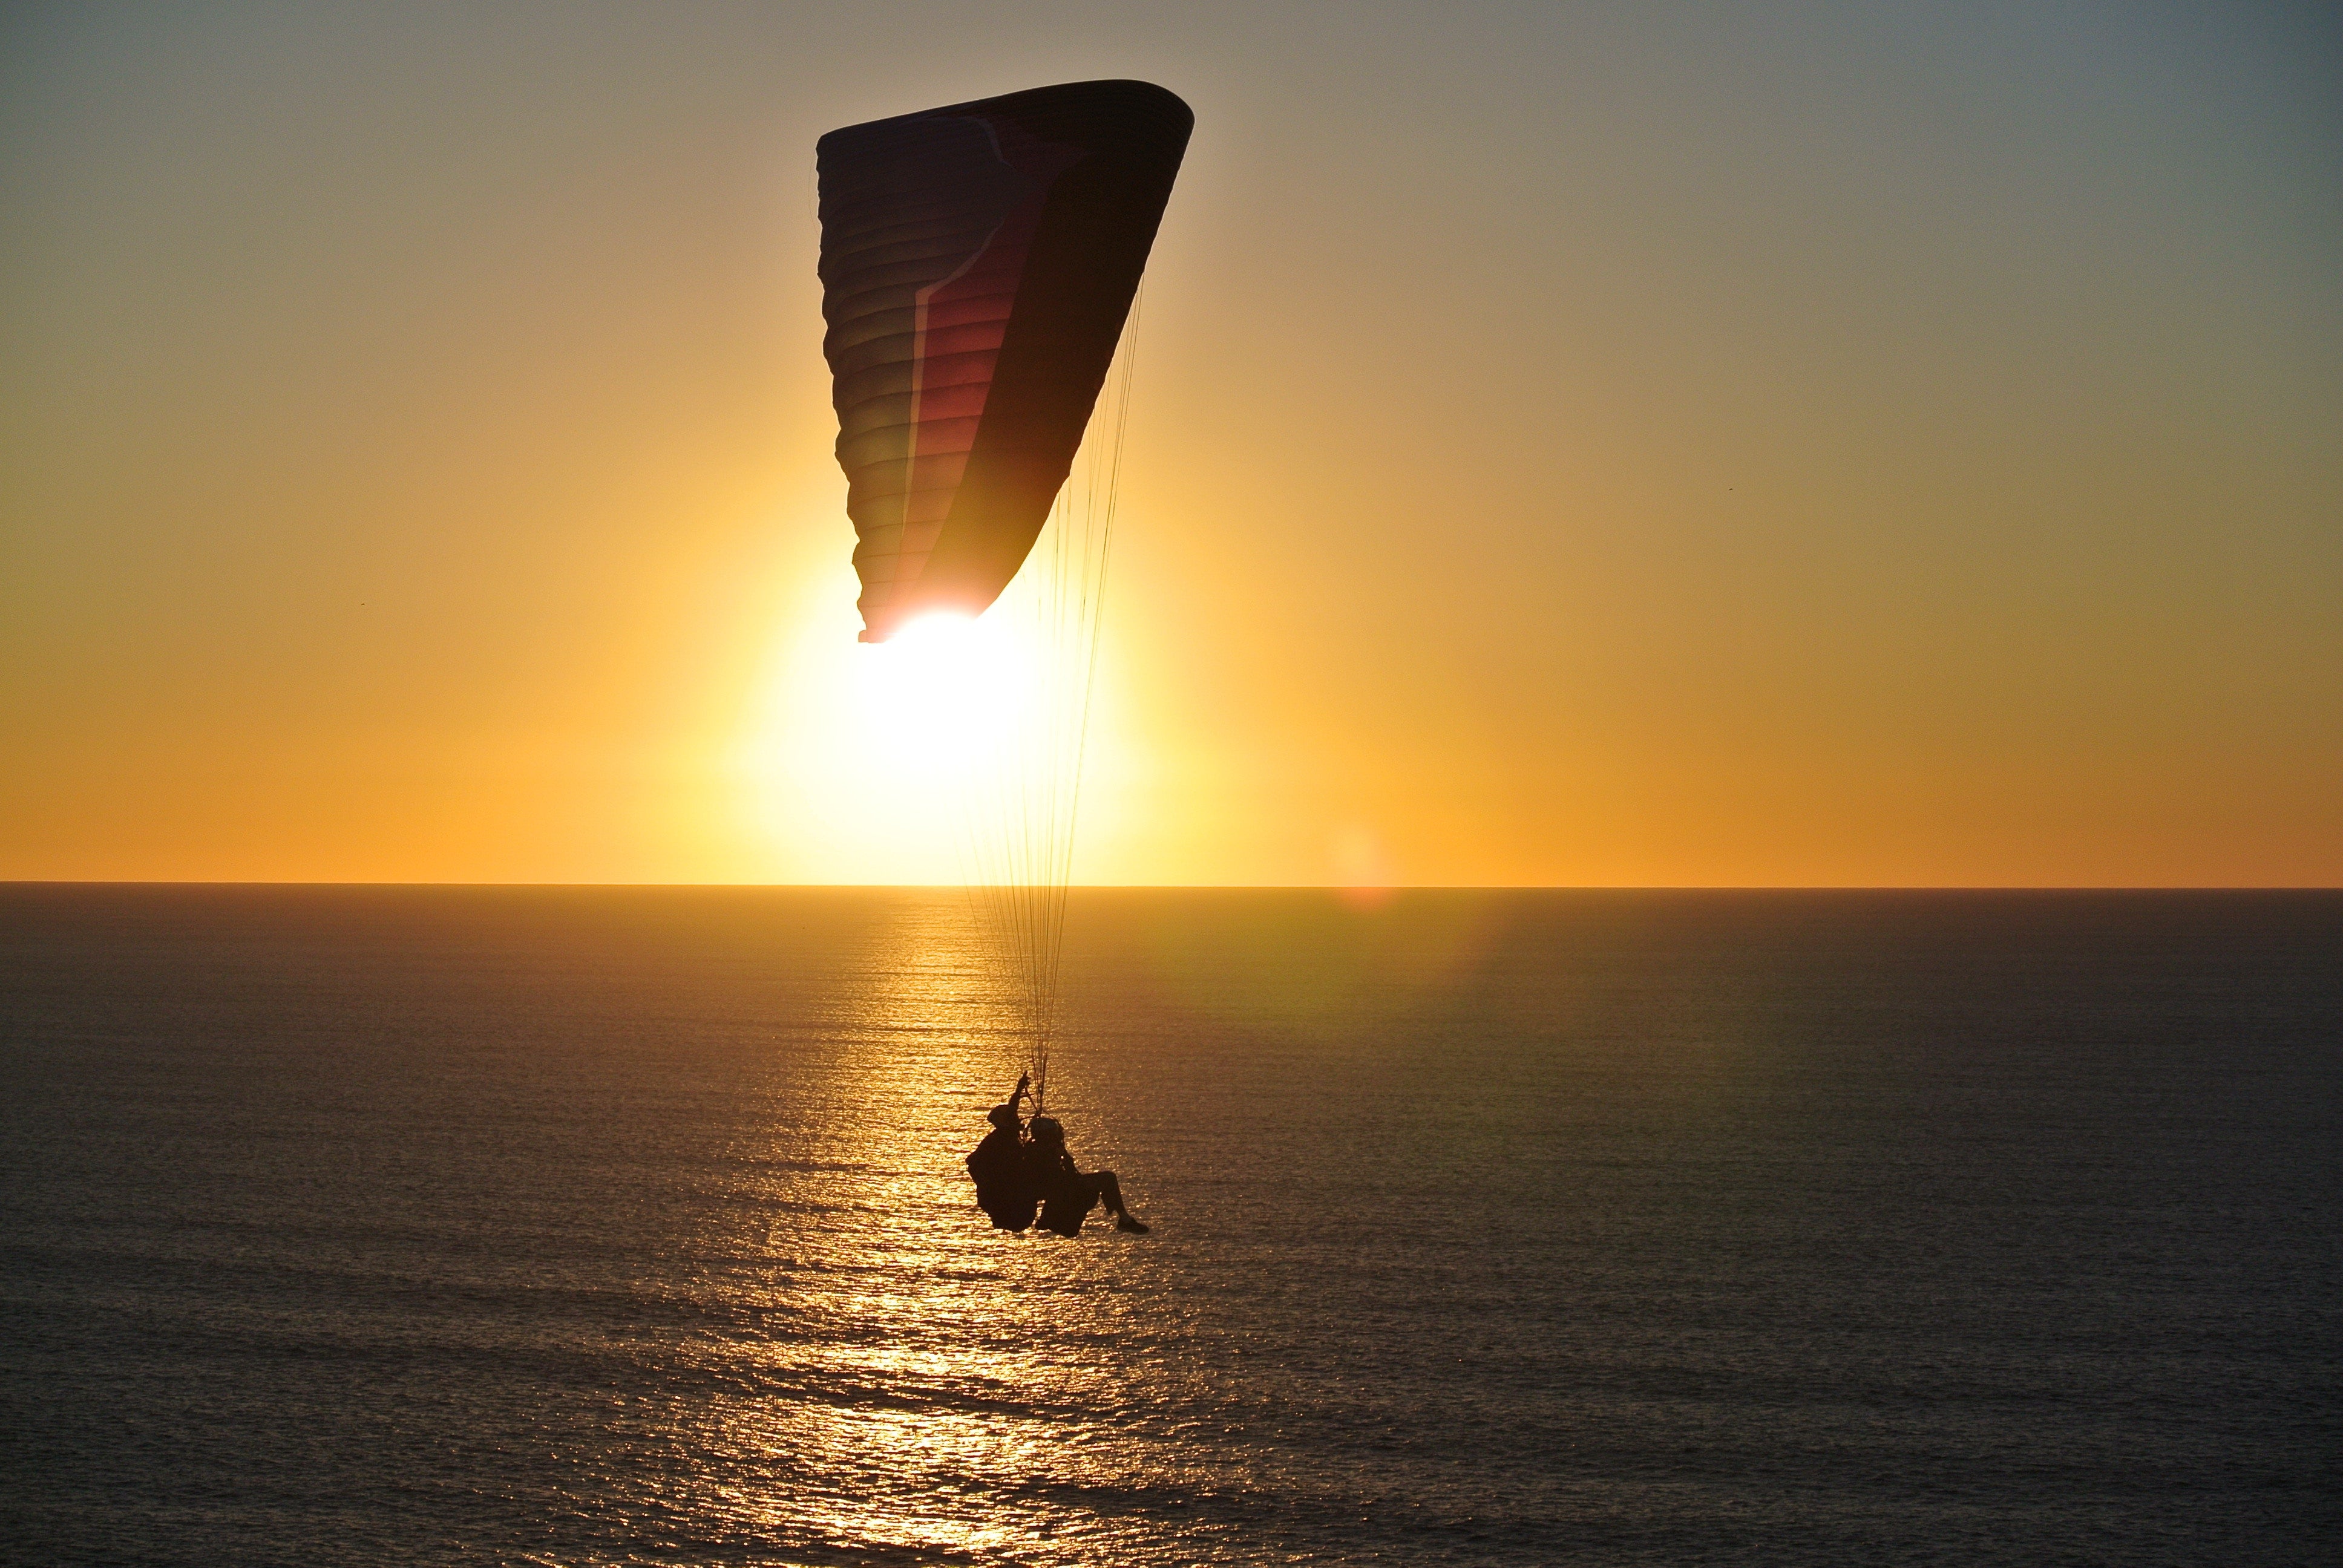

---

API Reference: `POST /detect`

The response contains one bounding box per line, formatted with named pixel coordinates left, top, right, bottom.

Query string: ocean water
left=1, top=886, right=2336, bottom=1567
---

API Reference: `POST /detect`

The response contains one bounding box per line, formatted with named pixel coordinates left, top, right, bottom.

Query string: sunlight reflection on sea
left=2, top=887, right=2337, bottom=1566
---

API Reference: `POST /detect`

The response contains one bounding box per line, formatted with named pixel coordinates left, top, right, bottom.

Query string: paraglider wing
left=816, top=79, right=1192, bottom=642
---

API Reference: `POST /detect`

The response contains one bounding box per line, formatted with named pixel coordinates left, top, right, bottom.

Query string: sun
left=735, top=543, right=1129, bottom=886
left=739, top=560, right=1118, bottom=885
left=852, top=611, right=1046, bottom=776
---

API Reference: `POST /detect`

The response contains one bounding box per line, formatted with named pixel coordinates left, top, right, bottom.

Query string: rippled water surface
left=2, top=887, right=2338, bottom=1565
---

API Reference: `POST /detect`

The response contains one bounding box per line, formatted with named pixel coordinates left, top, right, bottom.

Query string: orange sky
left=3, top=2, right=2338, bottom=885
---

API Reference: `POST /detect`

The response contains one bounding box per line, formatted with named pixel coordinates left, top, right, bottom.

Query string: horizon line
left=4, top=881, right=2338, bottom=893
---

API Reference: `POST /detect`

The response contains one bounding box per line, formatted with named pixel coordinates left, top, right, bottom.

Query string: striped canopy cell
left=815, top=79, right=1192, bottom=642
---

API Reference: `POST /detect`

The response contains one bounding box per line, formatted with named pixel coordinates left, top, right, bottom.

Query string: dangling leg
left=1093, top=1171, right=1148, bottom=1233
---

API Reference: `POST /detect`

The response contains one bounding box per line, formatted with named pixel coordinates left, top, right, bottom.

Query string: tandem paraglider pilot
left=966, top=1074, right=1040, bottom=1231
left=964, top=1076, right=1147, bottom=1236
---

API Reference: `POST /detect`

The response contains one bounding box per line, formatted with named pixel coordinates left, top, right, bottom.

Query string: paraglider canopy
left=815, top=79, right=1192, bottom=642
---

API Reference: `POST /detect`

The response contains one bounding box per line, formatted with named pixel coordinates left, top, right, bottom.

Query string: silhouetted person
left=1024, top=1115, right=1147, bottom=1236
left=965, top=1074, right=1038, bottom=1230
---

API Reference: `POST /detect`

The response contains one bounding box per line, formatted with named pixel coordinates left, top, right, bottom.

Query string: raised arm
left=988, top=1074, right=1032, bottom=1128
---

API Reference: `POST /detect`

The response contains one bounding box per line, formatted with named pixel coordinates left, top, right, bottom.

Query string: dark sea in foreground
left=1, top=887, right=2337, bottom=1566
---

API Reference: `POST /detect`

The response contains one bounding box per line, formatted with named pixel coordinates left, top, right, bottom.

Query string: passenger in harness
left=1024, top=1114, right=1148, bottom=1235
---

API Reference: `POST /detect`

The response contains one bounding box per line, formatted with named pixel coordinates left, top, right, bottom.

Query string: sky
left=2, top=1, right=2337, bottom=886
